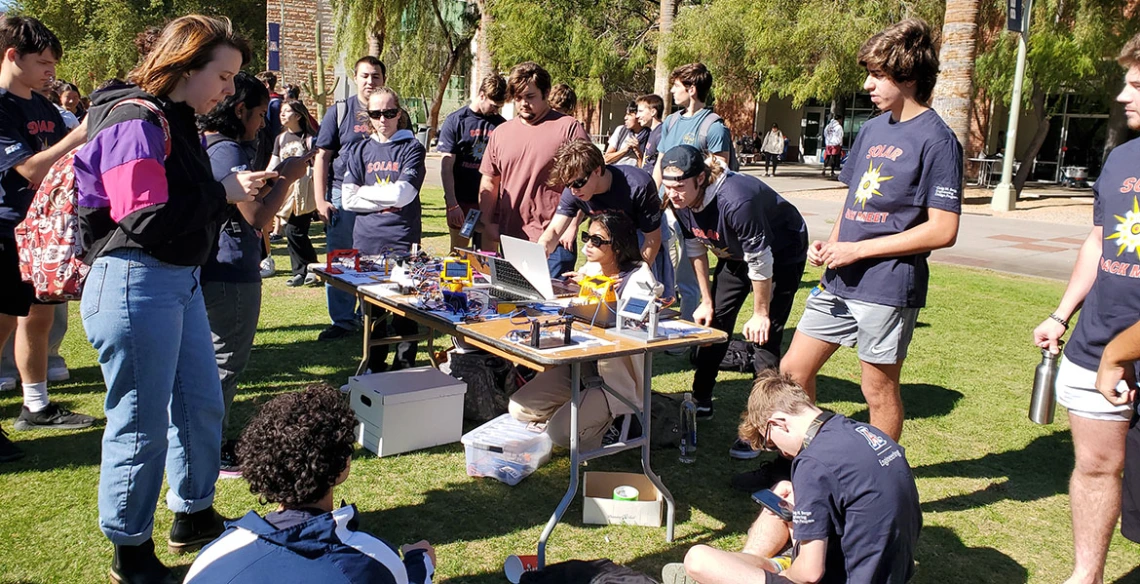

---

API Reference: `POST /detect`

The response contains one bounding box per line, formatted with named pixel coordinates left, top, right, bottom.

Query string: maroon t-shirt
left=479, top=109, right=587, bottom=242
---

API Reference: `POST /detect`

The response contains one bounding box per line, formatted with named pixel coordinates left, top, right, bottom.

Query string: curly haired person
left=185, top=385, right=437, bottom=584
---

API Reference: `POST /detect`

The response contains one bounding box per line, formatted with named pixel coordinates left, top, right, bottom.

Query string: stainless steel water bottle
left=1030, top=347, right=1060, bottom=424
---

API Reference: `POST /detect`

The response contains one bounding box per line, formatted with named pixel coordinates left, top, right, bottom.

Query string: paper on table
left=654, top=320, right=706, bottom=339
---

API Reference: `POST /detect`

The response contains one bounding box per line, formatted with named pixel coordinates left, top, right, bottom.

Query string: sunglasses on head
left=581, top=232, right=611, bottom=247
left=367, top=108, right=401, bottom=120
left=569, top=175, right=590, bottom=189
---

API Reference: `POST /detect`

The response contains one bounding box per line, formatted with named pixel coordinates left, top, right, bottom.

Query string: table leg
left=537, top=362, right=581, bottom=568
left=356, top=298, right=372, bottom=376
left=640, top=353, right=675, bottom=542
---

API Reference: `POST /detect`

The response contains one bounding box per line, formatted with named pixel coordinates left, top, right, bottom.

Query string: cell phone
left=752, top=489, right=793, bottom=521
left=460, top=208, right=481, bottom=239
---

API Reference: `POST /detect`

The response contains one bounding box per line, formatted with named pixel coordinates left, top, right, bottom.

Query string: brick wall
left=267, top=0, right=341, bottom=113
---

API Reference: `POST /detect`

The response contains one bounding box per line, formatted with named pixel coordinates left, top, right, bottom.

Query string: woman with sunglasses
left=509, top=211, right=660, bottom=450
left=342, top=87, right=425, bottom=372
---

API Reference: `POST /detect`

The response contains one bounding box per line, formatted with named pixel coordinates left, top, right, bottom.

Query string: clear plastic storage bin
left=461, top=414, right=553, bottom=486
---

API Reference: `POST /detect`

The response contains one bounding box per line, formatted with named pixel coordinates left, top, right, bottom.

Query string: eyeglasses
left=580, top=232, right=612, bottom=247
left=569, top=175, right=590, bottom=189
left=367, top=108, right=400, bottom=120
left=759, top=419, right=778, bottom=452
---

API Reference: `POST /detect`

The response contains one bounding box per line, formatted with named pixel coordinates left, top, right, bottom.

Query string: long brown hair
left=129, top=15, right=251, bottom=97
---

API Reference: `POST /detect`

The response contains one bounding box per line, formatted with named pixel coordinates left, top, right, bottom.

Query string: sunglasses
left=759, top=419, right=779, bottom=452
left=367, top=108, right=400, bottom=120
left=569, top=175, right=590, bottom=189
left=581, top=232, right=612, bottom=247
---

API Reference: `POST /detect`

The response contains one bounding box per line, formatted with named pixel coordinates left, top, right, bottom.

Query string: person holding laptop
left=509, top=211, right=658, bottom=449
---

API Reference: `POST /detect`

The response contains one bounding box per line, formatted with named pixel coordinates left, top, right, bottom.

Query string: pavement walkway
left=423, top=156, right=1091, bottom=282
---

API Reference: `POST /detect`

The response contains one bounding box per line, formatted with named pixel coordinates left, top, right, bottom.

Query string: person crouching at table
left=509, top=211, right=660, bottom=450
left=341, top=87, right=426, bottom=373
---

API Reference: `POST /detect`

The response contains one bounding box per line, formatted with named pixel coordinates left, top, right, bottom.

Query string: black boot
left=168, top=506, right=228, bottom=555
left=110, top=539, right=178, bottom=584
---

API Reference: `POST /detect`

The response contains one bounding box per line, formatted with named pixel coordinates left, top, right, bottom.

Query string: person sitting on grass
left=662, top=371, right=920, bottom=584
left=509, top=211, right=660, bottom=450
left=184, top=385, right=436, bottom=584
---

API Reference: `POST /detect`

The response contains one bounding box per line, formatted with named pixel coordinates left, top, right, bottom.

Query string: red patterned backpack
left=14, top=98, right=169, bottom=302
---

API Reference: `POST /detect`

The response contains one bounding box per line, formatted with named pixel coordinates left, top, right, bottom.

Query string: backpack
left=520, top=558, right=658, bottom=584
left=14, top=98, right=170, bottom=302
left=717, top=339, right=779, bottom=374
left=666, top=110, right=740, bottom=171
left=649, top=392, right=682, bottom=449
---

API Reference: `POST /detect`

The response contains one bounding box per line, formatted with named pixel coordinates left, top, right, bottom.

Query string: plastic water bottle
left=680, top=392, right=697, bottom=463
left=1029, top=347, right=1060, bottom=425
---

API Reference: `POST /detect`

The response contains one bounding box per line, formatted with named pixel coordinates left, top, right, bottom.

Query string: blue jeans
left=547, top=244, right=576, bottom=278
left=325, top=193, right=359, bottom=330
left=81, top=249, right=223, bottom=545
left=664, top=209, right=700, bottom=321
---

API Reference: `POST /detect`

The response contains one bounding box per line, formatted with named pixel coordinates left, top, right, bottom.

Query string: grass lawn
left=2, top=185, right=1139, bottom=583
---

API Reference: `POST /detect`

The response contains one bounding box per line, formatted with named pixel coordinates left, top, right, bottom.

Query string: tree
left=930, top=0, right=980, bottom=148
left=667, top=0, right=945, bottom=109
left=974, top=0, right=1139, bottom=195
left=653, top=0, right=676, bottom=98
left=13, top=0, right=266, bottom=94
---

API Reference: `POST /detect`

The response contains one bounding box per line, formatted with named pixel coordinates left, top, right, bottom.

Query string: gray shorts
left=796, top=288, right=920, bottom=364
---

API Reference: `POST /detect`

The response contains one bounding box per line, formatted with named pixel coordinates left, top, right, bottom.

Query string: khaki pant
left=509, top=364, right=613, bottom=451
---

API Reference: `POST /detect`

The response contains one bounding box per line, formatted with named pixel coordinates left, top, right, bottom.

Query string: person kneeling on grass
left=509, top=211, right=660, bottom=450
left=663, top=371, right=920, bottom=584
left=184, top=385, right=436, bottom=584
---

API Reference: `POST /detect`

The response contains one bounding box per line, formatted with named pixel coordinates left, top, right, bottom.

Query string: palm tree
left=654, top=0, right=676, bottom=98
left=930, top=0, right=980, bottom=149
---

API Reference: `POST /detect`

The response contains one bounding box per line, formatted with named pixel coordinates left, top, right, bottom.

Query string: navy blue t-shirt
left=344, top=132, right=426, bottom=254
left=315, top=98, right=372, bottom=196
left=826, top=109, right=963, bottom=308
left=674, top=172, right=807, bottom=265
left=642, top=124, right=662, bottom=172
left=555, top=165, right=661, bottom=234
left=202, top=136, right=262, bottom=283
left=791, top=414, right=921, bottom=584
left=0, top=90, right=66, bottom=237
left=437, top=105, right=506, bottom=205
left=1066, top=136, right=1140, bottom=371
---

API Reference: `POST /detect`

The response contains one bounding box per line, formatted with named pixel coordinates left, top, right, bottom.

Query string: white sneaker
left=47, top=366, right=70, bottom=382
left=259, top=257, right=276, bottom=278
left=0, top=376, right=15, bottom=392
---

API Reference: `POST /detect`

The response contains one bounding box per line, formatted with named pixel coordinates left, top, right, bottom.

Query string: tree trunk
left=929, top=0, right=979, bottom=149
left=368, top=4, right=386, bottom=58
left=1013, top=86, right=1049, bottom=196
left=474, top=0, right=494, bottom=82
left=428, top=42, right=472, bottom=145
left=653, top=0, right=676, bottom=99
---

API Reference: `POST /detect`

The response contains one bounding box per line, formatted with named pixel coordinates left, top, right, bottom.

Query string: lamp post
left=992, top=0, right=1032, bottom=211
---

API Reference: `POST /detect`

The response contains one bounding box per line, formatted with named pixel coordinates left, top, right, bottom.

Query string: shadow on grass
left=1113, top=564, right=1140, bottom=583
left=913, top=431, right=1071, bottom=512
left=0, top=424, right=101, bottom=474
left=914, top=526, right=1028, bottom=583
left=816, top=376, right=964, bottom=422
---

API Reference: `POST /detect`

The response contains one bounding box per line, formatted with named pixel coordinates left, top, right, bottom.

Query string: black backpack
left=649, top=392, right=683, bottom=449
left=520, top=558, right=659, bottom=584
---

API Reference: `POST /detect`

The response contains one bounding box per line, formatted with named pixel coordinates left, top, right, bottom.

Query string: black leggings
left=764, top=153, right=780, bottom=175
left=284, top=212, right=318, bottom=277
left=691, top=257, right=806, bottom=404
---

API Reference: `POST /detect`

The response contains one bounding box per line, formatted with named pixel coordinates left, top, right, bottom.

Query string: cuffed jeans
left=81, top=249, right=222, bottom=545
left=325, top=191, right=359, bottom=330
left=203, top=280, right=262, bottom=439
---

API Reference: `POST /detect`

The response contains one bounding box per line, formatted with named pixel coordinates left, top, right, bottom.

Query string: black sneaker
left=729, top=437, right=761, bottom=460
left=317, top=324, right=353, bottom=341
left=168, top=506, right=228, bottom=555
left=730, top=456, right=793, bottom=492
left=0, top=426, right=23, bottom=462
left=14, top=403, right=95, bottom=431
left=218, top=439, right=241, bottom=479
left=110, top=538, right=178, bottom=584
left=695, top=401, right=713, bottom=420
left=602, top=414, right=643, bottom=446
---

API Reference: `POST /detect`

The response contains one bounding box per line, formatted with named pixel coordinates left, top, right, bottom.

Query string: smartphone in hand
left=752, top=488, right=794, bottom=521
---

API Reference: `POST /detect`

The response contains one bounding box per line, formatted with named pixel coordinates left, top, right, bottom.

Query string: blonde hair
left=129, top=15, right=251, bottom=97
left=548, top=139, right=603, bottom=186
left=738, top=371, right=816, bottom=450
left=362, top=87, right=404, bottom=135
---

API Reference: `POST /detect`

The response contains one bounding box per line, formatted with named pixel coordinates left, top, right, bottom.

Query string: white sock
left=22, top=381, right=49, bottom=413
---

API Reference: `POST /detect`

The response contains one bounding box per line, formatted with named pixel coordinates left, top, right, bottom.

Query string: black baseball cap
left=660, top=145, right=705, bottom=180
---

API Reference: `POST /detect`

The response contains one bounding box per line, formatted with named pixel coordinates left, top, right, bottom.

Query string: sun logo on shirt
left=1106, top=196, right=1140, bottom=260
left=375, top=175, right=392, bottom=187
left=854, top=160, right=894, bottom=209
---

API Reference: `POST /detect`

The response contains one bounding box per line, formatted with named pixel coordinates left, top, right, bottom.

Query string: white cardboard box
left=582, top=471, right=663, bottom=527
left=349, top=367, right=467, bottom=457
